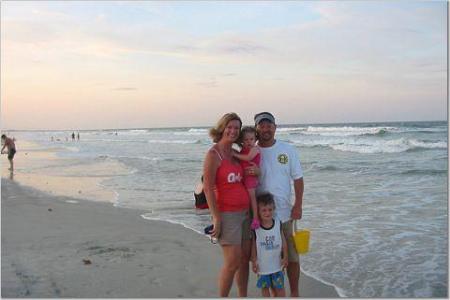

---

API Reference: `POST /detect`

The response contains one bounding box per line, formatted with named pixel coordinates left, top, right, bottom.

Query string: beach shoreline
left=1, top=178, right=339, bottom=298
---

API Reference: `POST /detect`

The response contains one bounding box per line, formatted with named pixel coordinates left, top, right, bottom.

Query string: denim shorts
left=256, top=270, right=284, bottom=289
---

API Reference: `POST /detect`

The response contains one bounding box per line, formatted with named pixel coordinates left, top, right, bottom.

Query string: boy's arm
left=232, top=147, right=259, bottom=161
left=281, top=224, right=288, bottom=270
left=250, top=234, right=259, bottom=273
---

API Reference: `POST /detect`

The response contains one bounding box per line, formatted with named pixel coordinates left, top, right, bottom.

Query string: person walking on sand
left=251, top=193, right=288, bottom=297
left=241, top=112, right=304, bottom=297
left=203, top=113, right=250, bottom=297
left=72, top=132, right=75, bottom=141
left=77, top=132, right=80, bottom=141
left=1, top=134, right=16, bottom=172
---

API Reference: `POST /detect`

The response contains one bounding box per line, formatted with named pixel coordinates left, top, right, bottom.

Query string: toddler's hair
left=238, top=126, right=257, bottom=145
left=257, top=193, right=275, bottom=207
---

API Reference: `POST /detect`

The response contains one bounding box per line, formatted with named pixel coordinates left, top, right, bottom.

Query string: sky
left=1, top=1, right=447, bottom=130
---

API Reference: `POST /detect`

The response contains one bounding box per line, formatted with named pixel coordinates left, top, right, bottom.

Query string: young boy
left=1, top=134, right=16, bottom=172
left=251, top=193, right=288, bottom=297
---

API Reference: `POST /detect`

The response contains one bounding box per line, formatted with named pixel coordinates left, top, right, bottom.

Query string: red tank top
left=213, top=150, right=250, bottom=212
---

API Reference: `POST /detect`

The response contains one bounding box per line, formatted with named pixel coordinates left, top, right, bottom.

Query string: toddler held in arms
left=251, top=193, right=288, bottom=297
left=232, top=126, right=261, bottom=229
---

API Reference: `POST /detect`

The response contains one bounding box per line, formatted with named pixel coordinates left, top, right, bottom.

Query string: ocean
left=6, top=121, right=448, bottom=297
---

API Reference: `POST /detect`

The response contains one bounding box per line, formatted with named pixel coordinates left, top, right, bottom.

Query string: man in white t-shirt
left=245, top=111, right=304, bottom=297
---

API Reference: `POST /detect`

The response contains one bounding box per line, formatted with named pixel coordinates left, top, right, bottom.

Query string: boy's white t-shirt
left=256, top=140, right=303, bottom=223
left=255, top=218, right=283, bottom=275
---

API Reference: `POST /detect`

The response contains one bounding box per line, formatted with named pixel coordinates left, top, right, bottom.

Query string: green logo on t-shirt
left=278, top=154, right=288, bottom=164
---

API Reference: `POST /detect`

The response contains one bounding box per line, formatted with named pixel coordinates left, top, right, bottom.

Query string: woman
left=203, top=113, right=250, bottom=297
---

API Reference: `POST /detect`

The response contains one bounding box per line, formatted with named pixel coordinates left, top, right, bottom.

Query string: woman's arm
left=203, top=149, right=221, bottom=238
left=250, top=235, right=258, bottom=273
left=232, top=147, right=259, bottom=162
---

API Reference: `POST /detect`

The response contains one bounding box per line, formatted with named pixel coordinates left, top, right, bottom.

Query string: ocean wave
left=87, top=138, right=148, bottom=143
left=301, top=126, right=395, bottom=137
left=399, top=169, right=447, bottom=176
left=188, top=128, right=208, bottom=132
left=147, top=139, right=201, bottom=144
left=292, top=138, right=447, bottom=154
left=174, top=129, right=208, bottom=136
left=277, top=127, right=307, bottom=132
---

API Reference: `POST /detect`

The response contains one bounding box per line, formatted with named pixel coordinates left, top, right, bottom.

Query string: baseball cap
left=254, top=112, right=276, bottom=125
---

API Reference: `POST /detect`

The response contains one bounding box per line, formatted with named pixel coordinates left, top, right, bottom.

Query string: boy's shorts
left=256, top=271, right=284, bottom=289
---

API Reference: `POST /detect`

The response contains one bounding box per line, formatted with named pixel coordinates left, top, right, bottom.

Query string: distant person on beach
left=232, top=126, right=261, bottom=230
left=77, top=133, right=80, bottom=141
left=1, top=134, right=16, bottom=172
left=71, top=132, right=75, bottom=141
left=251, top=193, right=288, bottom=297
left=203, top=112, right=250, bottom=297
left=241, top=112, right=304, bottom=297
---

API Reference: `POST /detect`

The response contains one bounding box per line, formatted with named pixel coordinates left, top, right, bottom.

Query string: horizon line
left=2, top=119, right=447, bottom=132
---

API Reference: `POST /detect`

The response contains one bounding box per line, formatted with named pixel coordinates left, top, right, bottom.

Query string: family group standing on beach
left=203, top=112, right=304, bottom=297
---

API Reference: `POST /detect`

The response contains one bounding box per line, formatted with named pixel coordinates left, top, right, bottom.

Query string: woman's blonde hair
left=209, top=112, right=242, bottom=143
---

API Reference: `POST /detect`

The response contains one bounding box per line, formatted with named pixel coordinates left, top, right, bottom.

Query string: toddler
left=233, top=126, right=261, bottom=229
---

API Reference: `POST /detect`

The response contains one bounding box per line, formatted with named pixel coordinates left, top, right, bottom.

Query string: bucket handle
left=293, top=219, right=300, bottom=231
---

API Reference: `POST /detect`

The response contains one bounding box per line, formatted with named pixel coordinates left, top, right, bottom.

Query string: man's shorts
left=257, top=271, right=284, bottom=289
left=8, top=148, right=16, bottom=160
left=282, top=220, right=300, bottom=263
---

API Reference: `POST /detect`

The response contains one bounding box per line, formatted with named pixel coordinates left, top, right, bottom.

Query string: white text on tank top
left=255, top=219, right=282, bottom=275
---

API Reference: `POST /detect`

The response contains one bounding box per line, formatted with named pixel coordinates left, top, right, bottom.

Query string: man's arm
left=281, top=226, right=288, bottom=270
left=291, top=177, right=304, bottom=220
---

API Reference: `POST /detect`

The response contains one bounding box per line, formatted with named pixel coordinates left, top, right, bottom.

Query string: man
left=239, top=112, right=304, bottom=297
left=1, top=134, right=16, bottom=172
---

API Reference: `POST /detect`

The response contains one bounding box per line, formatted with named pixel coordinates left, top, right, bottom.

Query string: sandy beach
left=2, top=176, right=339, bottom=298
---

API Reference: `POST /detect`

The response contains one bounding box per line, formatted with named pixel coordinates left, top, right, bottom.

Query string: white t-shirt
left=255, top=218, right=283, bottom=275
left=256, top=140, right=303, bottom=222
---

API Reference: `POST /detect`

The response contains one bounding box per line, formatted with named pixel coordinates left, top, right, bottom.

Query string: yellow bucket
left=293, top=220, right=310, bottom=255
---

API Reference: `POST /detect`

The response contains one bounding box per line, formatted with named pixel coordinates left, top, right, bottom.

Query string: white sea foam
left=302, top=126, right=394, bottom=136
left=174, top=129, right=208, bottom=136
left=276, top=127, right=307, bottom=132
left=292, top=137, right=447, bottom=153
left=147, top=139, right=200, bottom=144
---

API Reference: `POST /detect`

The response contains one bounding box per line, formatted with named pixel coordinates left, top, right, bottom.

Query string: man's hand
left=291, top=203, right=302, bottom=220
left=245, top=162, right=260, bottom=177
left=251, top=260, right=259, bottom=274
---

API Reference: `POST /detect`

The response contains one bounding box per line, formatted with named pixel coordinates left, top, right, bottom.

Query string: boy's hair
left=1, top=134, right=6, bottom=139
left=257, top=193, right=275, bottom=207
left=237, top=126, right=257, bottom=145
